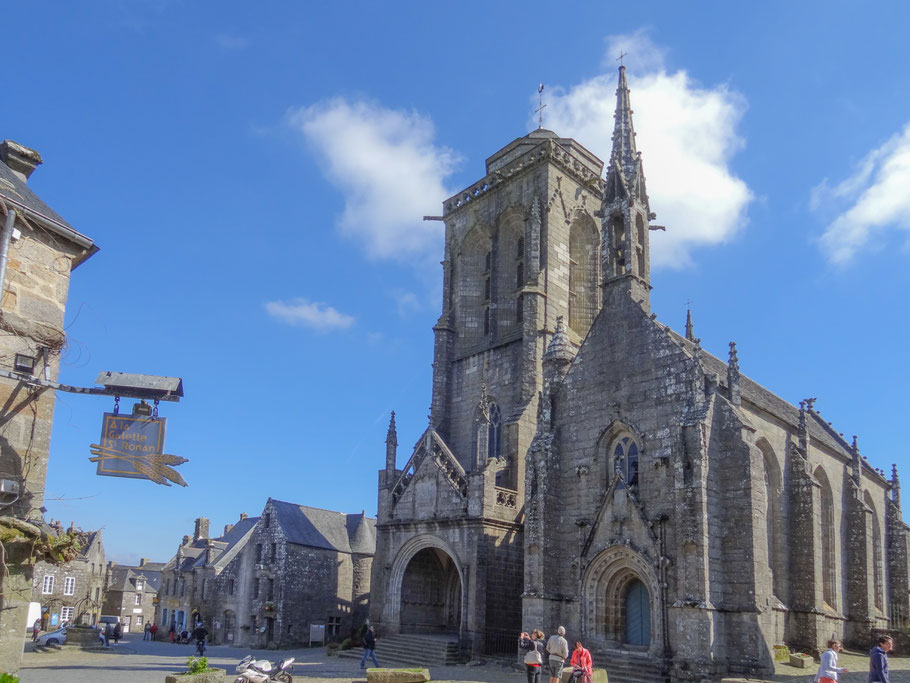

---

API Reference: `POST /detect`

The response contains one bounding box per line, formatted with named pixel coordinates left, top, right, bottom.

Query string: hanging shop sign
left=89, top=404, right=188, bottom=486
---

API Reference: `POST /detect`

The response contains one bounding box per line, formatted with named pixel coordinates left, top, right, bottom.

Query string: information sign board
left=89, top=413, right=188, bottom=486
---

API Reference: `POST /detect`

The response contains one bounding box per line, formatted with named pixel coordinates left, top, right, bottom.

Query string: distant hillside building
left=31, top=526, right=105, bottom=628
left=370, top=67, right=910, bottom=681
left=102, top=559, right=164, bottom=632
left=158, top=499, right=375, bottom=648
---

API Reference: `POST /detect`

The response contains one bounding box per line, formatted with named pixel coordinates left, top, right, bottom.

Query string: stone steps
left=590, top=653, right=667, bottom=683
left=338, top=634, right=462, bottom=667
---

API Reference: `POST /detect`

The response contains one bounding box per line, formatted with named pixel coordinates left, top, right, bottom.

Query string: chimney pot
left=239, top=513, right=248, bottom=520
left=0, top=140, right=42, bottom=182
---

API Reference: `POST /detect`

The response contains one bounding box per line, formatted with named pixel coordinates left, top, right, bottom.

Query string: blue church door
left=624, top=579, right=651, bottom=646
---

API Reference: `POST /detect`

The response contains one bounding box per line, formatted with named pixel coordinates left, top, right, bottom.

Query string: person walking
left=169, top=621, right=176, bottom=643
left=31, top=618, right=41, bottom=642
left=360, top=625, right=379, bottom=669
left=869, top=635, right=893, bottom=683
left=545, top=626, right=569, bottom=683
left=520, top=629, right=546, bottom=683
left=144, top=620, right=152, bottom=641
left=103, top=623, right=112, bottom=647
left=113, top=621, right=122, bottom=644
left=150, top=622, right=158, bottom=641
left=814, top=639, right=848, bottom=682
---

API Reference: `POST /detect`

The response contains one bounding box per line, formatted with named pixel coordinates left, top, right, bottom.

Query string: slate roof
left=108, top=565, right=161, bottom=593
left=662, top=324, right=888, bottom=483
left=270, top=499, right=376, bottom=555
left=164, top=517, right=261, bottom=572
left=0, top=150, right=95, bottom=258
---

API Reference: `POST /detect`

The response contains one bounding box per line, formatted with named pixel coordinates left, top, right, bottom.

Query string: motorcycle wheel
left=234, top=678, right=246, bottom=683
left=273, top=673, right=292, bottom=682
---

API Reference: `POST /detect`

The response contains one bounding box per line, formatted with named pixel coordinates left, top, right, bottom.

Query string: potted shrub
left=164, top=656, right=226, bottom=683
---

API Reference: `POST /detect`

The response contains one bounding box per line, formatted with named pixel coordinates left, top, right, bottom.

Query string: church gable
left=389, top=430, right=468, bottom=520
left=582, top=472, right=659, bottom=563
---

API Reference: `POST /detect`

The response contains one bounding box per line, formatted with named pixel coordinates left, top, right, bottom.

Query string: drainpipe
left=0, top=206, right=16, bottom=310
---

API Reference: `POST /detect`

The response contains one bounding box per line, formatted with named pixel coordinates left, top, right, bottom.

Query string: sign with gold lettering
left=89, top=413, right=188, bottom=486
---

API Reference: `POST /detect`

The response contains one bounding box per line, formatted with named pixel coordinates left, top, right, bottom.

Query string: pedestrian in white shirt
left=814, top=639, right=848, bottom=682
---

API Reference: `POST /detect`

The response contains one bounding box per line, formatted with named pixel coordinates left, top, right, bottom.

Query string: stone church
left=369, top=67, right=909, bottom=681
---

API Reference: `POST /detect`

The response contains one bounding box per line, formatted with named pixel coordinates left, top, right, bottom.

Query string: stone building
left=102, top=559, right=164, bottom=632
left=158, top=500, right=374, bottom=648
left=31, top=526, right=106, bottom=628
left=371, top=67, right=910, bottom=681
left=0, top=139, right=97, bottom=673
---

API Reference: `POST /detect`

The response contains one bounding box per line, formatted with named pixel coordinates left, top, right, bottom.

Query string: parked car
left=35, top=626, right=67, bottom=646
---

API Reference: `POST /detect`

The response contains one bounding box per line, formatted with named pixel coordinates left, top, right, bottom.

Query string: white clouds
left=813, top=123, right=910, bottom=264
left=544, top=32, right=753, bottom=268
left=265, top=298, right=355, bottom=331
left=287, top=99, right=460, bottom=261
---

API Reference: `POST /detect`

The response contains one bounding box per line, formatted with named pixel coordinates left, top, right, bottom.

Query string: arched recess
left=474, top=399, right=503, bottom=469
left=582, top=545, right=662, bottom=654
left=568, top=213, right=599, bottom=337
left=453, top=224, right=492, bottom=351
left=596, top=421, right=641, bottom=489
left=814, top=466, right=837, bottom=609
left=384, top=534, right=466, bottom=638
left=864, top=490, right=885, bottom=612
left=223, top=609, right=236, bottom=644
left=495, top=209, right=524, bottom=336
left=756, top=438, right=786, bottom=600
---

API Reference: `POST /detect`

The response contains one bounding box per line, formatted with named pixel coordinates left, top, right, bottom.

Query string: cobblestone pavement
left=16, top=635, right=910, bottom=683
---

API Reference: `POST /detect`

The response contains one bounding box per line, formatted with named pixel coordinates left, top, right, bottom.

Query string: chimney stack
left=0, top=140, right=42, bottom=182
left=239, top=513, right=248, bottom=521
left=224, top=524, right=234, bottom=536
left=139, top=558, right=150, bottom=567
left=194, top=517, right=209, bottom=541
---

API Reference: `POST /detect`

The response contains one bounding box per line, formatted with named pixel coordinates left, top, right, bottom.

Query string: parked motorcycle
left=233, top=655, right=294, bottom=683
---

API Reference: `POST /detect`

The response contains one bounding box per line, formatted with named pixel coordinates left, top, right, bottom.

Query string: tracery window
left=488, top=403, right=502, bottom=460
left=815, top=467, right=837, bottom=609
left=612, top=435, right=639, bottom=487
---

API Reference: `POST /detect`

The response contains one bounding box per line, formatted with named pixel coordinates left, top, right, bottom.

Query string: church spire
left=685, top=308, right=695, bottom=342
left=611, top=65, right=638, bottom=183
left=601, top=66, right=653, bottom=311
left=385, top=411, right=398, bottom=471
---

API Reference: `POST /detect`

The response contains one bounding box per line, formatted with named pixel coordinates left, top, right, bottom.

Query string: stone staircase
left=339, top=633, right=463, bottom=667
left=591, top=651, right=668, bottom=683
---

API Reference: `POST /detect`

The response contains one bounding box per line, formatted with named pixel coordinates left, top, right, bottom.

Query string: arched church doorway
left=399, top=547, right=462, bottom=634
left=623, top=579, right=651, bottom=646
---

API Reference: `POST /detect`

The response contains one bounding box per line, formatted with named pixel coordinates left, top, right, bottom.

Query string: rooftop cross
left=536, top=83, right=546, bottom=129
left=616, top=51, right=628, bottom=66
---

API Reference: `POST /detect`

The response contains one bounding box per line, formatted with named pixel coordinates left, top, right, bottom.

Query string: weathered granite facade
left=0, top=140, right=97, bottom=674
left=102, top=559, right=164, bottom=632
left=158, top=500, right=374, bottom=648
left=31, top=527, right=106, bottom=627
left=372, top=67, right=910, bottom=680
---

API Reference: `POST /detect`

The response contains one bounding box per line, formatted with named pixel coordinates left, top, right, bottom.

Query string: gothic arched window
left=568, top=214, right=599, bottom=337
left=488, top=403, right=502, bottom=460
left=865, top=491, right=884, bottom=611
left=815, top=466, right=837, bottom=609
left=612, top=435, right=639, bottom=488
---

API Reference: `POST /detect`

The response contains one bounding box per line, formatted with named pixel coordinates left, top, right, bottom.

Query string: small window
left=270, top=543, right=277, bottom=562
left=136, top=580, right=143, bottom=591
left=228, top=579, right=235, bottom=596
left=485, top=251, right=491, bottom=272
left=255, top=544, right=262, bottom=562
left=253, top=578, right=260, bottom=599
left=516, top=261, right=524, bottom=288
left=264, top=513, right=271, bottom=528
left=61, top=606, right=74, bottom=622
left=327, top=615, right=341, bottom=637
left=516, top=295, right=523, bottom=324
left=42, top=575, right=54, bottom=594
left=484, top=277, right=491, bottom=301
left=63, top=576, right=76, bottom=596
left=136, top=615, right=143, bottom=626
left=488, top=403, right=502, bottom=459
left=267, top=578, right=274, bottom=601
left=483, top=307, right=490, bottom=336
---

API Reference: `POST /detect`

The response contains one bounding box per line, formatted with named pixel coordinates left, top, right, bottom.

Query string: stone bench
left=365, top=668, right=431, bottom=683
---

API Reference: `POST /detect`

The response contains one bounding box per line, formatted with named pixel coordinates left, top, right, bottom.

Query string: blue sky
left=4, top=1, right=910, bottom=564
